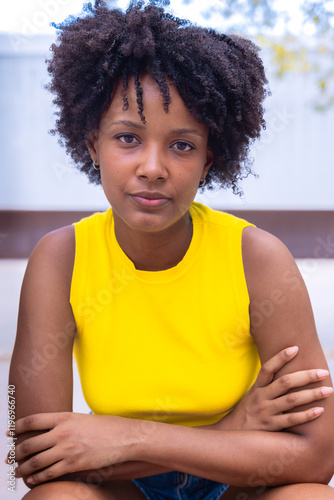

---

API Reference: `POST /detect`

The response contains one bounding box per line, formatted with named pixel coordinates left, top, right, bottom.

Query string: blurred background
left=1, top=0, right=334, bottom=497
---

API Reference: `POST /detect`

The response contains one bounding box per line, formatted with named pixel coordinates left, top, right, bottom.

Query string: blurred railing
left=0, top=209, right=333, bottom=259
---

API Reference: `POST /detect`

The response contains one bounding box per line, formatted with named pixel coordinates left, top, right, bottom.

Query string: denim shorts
left=132, top=471, right=229, bottom=500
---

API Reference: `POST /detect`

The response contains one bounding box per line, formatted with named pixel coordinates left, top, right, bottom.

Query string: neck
left=113, top=212, right=193, bottom=271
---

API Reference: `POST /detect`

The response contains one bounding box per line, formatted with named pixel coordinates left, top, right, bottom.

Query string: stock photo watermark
left=8, top=0, right=73, bottom=52
left=7, top=385, right=17, bottom=493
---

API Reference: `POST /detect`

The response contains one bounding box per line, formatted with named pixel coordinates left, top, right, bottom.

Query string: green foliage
left=301, top=0, right=334, bottom=34
left=206, top=0, right=334, bottom=110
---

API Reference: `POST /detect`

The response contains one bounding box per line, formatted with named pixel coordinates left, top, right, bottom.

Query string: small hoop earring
left=94, top=161, right=100, bottom=171
left=199, top=178, right=206, bottom=187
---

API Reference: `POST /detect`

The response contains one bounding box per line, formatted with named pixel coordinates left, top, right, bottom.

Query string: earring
left=199, top=178, right=206, bottom=187
left=94, top=161, right=100, bottom=171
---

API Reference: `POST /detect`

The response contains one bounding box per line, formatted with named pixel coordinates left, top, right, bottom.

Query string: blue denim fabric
left=132, top=472, right=229, bottom=500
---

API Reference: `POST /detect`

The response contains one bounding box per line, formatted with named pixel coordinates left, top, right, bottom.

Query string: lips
left=130, top=191, right=171, bottom=208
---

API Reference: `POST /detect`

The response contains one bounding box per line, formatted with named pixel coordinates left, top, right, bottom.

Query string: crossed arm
left=7, top=225, right=334, bottom=488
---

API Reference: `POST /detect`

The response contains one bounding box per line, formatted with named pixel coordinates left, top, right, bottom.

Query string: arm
left=12, top=346, right=331, bottom=484
left=12, top=228, right=334, bottom=486
left=8, top=226, right=76, bottom=487
left=12, top=344, right=332, bottom=485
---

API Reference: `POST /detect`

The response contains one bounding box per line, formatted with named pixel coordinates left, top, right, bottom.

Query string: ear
left=202, top=147, right=214, bottom=178
left=85, top=131, right=99, bottom=163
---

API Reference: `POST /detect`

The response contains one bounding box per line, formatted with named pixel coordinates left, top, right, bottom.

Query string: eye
left=171, top=141, right=195, bottom=152
left=115, top=134, right=140, bottom=145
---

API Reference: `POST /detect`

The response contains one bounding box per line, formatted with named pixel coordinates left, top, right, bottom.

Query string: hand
left=212, top=346, right=333, bottom=432
left=12, top=413, right=139, bottom=485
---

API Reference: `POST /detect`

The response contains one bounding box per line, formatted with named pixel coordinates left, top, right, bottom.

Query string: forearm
left=57, top=462, right=173, bottom=483
left=198, top=410, right=238, bottom=431
left=62, top=411, right=239, bottom=482
left=132, top=422, right=328, bottom=486
left=14, top=408, right=333, bottom=487
left=64, top=414, right=245, bottom=483
left=27, top=412, right=237, bottom=485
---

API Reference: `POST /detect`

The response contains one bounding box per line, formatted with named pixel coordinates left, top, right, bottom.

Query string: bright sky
left=0, top=0, right=323, bottom=36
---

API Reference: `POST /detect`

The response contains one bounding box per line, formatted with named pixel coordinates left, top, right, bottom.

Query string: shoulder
left=242, top=226, right=299, bottom=288
left=241, top=226, right=303, bottom=296
left=23, top=225, right=75, bottom=300
left=32, top=224, right=75, bottom=258
left=241, top=226, right=315, bottom=352
left=30, top=225, right=75, bottom=262
left=242, top=225, right=293, bottom=265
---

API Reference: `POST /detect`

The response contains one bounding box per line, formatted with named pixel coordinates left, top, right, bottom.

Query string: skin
left=88, top=75, right=213, bottom=271
left=8, top=75, right=334, bottom=499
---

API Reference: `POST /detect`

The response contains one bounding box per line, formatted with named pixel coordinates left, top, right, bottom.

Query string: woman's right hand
left=210, top=346, right=333, bottom=432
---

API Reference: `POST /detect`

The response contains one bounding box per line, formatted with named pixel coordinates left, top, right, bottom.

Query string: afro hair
left=47, top=0, right=269, bottom=192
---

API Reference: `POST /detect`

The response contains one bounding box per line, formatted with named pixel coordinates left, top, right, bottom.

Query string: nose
left=136, top=146, right=168, bottom=182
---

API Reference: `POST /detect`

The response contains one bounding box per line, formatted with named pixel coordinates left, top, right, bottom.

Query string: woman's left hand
left=12, top=412, right=139, bottom=485
left=208, top=346, right=332, bottom=432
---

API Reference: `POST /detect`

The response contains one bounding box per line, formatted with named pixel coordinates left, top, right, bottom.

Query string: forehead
left=101, top=73, right=208, bottom=135
left=110, top=73, right=176, bottom=114
left=114, top=73, right=172, bottom=100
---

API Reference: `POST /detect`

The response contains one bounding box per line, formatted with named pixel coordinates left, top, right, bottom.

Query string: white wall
left=1, top=33, right=333, bottom=210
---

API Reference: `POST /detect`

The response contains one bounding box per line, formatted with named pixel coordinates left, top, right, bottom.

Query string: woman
left=8, top=1, right=334, bottom=498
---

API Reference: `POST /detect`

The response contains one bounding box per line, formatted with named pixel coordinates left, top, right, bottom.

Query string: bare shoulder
left=241, top=225, right=317, bottom=361
left=23, top=225, right=75, bottom=298
left=241, top=225, right=304, bottom=300
left=37, top=224, right=75, bottom=253
left=241, top=225, right=295, bottom=268
left=27, top=225, right=75, bottom=275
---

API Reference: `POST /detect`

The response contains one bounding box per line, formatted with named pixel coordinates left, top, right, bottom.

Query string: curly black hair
left=47, top=0, right=269, bottom=192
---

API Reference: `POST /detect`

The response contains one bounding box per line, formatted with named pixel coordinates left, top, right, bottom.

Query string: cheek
left=174, top=178, right=200, bottom=211
left=100, top=162, right=121, bottom=183
left=100, top=168, right=117, bottom=198
left=175, top=169, right=201, bottom=190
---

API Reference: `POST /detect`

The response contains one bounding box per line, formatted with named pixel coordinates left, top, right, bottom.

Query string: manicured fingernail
left=314, top=407, right=324, bottom=416
left=321, top=387, right=333, bottom=396
left=317, top=369, right=329, bottom=378
left=286, top=346, right=299, bottom=356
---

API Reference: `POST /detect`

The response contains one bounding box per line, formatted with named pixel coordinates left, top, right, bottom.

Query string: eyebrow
left=109, top=120, right=146, bottom=130
left=170, top=128, right=204, bottom=138
left=109, top=121, right=204, bottom=138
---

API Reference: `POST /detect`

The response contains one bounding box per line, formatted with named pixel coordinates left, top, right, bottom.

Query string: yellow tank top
left=71, top=202, right=260, bottom=427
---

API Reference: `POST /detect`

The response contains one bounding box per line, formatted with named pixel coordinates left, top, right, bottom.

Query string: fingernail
left=317, top=369, right=329, bottom=378
left=27, top=477, right=34, bottom=484
left=314, top=407, right=324, bottom=416
left=321, top=387, right=333, bottom=396
left=286, top=346, right=299, bottom=356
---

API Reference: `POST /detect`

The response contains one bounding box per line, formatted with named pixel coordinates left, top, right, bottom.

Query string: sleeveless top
left=70, top=202, right=260, bottom=427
